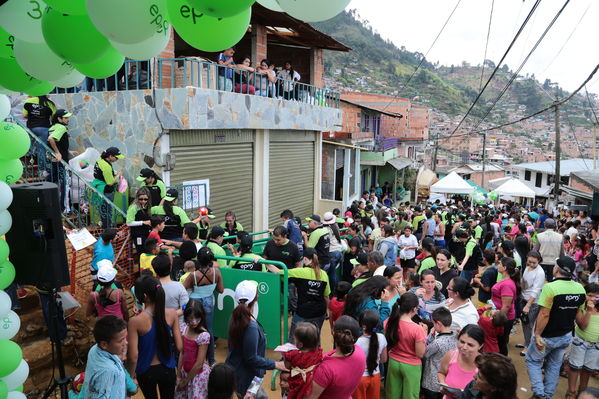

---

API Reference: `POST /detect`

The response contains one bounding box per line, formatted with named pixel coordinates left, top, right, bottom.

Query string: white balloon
left=13, top=39, right=76, bottom=82
left=276, top=0, right=351, bottom=22
left=1, top=359, right=28, bottom=390
left=0, top=210, right=11, bottom=236
left=111, top=29, right=170, bottom=60
left=0, top=0, right=45, bottom=43
left=0, top=95, right=10, bottom=121
left=49, top=69, right=85, bottom=89
left=0, top=310, right=20, bottom=340
left=0, top=290, right=11, bottom=318
left=0, top=182, right=13, bottom=210
left=7, top=392, right=27, bottom=399
left=257, top=0, right=283, bottom=11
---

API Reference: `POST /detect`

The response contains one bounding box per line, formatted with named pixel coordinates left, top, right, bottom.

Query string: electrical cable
left=479, top=0, right=495, bottom=91
left=585, top=86, right=599, bottom=125
left=447, top=0, right=543, bottom=138
left=470, top=0, right=571, bottom=134
left=378, top=0, right=462, bottom=112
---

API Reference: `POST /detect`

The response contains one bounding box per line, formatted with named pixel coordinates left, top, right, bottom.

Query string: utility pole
left=432, top=133, right=439, bottom=172
left=481, top=132, right=487, bottom=189
left=593, top=122, right=597, bottom=169
left=554, top=102, right=561, bottom=199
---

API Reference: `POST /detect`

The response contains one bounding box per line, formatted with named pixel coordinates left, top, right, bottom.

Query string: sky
left=346, top=0, right=599, bottom=94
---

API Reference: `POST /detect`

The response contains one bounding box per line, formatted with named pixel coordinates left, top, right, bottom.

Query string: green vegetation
left=312, top=10, right=595, bottom=124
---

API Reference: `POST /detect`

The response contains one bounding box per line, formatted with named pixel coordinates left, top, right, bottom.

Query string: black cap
left=351, top=252, right=369, bottom=266
left=209, top=226, right=226, bottom=238
left=137, top=168, right=154, bottom=181
left=105, top=147, right=124, bottom=159
left=164, top=188, right=179, bottom=201
left=303, top=247, right=318, bottom=259
left=556, top=256, right=576, bottom=274
left=54, top=109, right=73, bottom=118
left=306, top=214, right=321, bottom=223
left=414, top=206, right=422, bottom=212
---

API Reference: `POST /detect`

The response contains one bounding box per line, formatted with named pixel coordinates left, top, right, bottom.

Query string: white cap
left=96, top=259, right=113, bottom=271
left=235, top=280, right=258, bottom=304
left=322, top=211, right=335, bottom=225
left=97, top=265, right=117, bottom=283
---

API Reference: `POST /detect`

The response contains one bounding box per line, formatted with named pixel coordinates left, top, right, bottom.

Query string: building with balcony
left=12, top=5, right=349, bottom=232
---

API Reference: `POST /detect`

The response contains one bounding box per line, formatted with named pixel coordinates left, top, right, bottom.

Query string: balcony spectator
left=92, top=147, right=125, bottom=228
left=233, top=56, right=256, bottom=95
left=217, top=47, right=235, bottom=92
left=277, top=61, right=301, bottom=100
left=23, top=95, right=55, bottom=170
left=255, top=59, right=277, bottom=97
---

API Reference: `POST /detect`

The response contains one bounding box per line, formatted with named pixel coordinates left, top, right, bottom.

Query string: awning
left=561, top=186, right=593, bottom=200
left=387, top=157, right=411, bottom=171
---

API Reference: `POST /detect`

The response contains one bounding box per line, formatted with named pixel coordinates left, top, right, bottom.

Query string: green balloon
left=0, top=123, right=30, bottom=160
left=0, top=381, right=6, bottom=399
left=0, top=340, right=22, bottom=377
left=15, top=385, right=23, bottom=392
left=86, top=0, right=170, bottom=45
left=25, top=81, right=55, bottom=96
left=44, top=0, right=87, bottom=15
left=42, top=9, right=111, bottom=65
left=0, top=159, right=23, bottom=184
left=74, top=47, right=124, bottom=79
left=188, top=0, right=255, bottom=18
left=0, top=239, right=8, bottom=262
left=0, top=26, right=15, bottom=60
left=168, top=0, right=251, bottom=52
left=0, top=58, right=42, bottom=92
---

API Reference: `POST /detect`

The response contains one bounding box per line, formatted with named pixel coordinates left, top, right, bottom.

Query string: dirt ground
left=207, top=318, right=597, bottom=399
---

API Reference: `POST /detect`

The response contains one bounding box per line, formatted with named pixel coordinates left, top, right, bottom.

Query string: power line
left=379, top=0, right=462, bottom=112
left=479, top=0, right=495, bottom=91
left=470, top=0, right=571, bottom=133
left=585, top=86, right=599, bottom=125
left=447, top=0, right=543, bottom=138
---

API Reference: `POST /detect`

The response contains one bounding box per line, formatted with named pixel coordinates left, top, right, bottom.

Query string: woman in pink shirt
left=384, top=292, right=427, bottom=399
left=306, top=315, right=366, bottom=399
left=491, top=257, right=520, bottom=355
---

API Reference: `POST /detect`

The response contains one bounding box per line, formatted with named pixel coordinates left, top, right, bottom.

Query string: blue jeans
left=194, top=295, right=215, bottom=365
left=289, top=313, right=325, bottom=343
left=525, top=333, right=572, bottom=398
left=460, top=269, right=476, bottom=283
left=30, top=127, right=49, bottom=171
left=327, top=251, right=343, bottom=294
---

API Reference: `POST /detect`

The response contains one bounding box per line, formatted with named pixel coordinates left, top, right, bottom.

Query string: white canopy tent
left=430, top=171, right=475, bottom=195
left=494, top=178, right=536, bottom=198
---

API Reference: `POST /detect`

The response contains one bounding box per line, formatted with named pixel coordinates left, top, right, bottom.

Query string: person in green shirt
left=136, top=168, right=166, bottom=207
left=92, top=146, right=125, bottom=228
left=418, top=240, right=437, bottom=273
left=230, top=235, right=265, bottom=272
left=126, top=187, right=152, bottom=254
left=220, top=210, right=244, bottom=240
left=151, top=188, right=200, bottom=241
left=197, top=207, right=216, bottom=240
left=205, top=226, right=228, bottom=268
left=393, top=212, right=410, bottom=236
left=456, top=229, right=481, bottom=282
left=473, top=218, right=483, bottom=243
left=47, top=109, right=74, bottom=211
left=411, top=206, right=426, bottom=241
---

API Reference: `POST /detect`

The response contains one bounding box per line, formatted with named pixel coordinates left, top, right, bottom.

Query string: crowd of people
left=75, top=174, right=599, bottom=399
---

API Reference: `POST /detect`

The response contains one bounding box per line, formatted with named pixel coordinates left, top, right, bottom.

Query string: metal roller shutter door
left=269, top=140, right=315, bottom=227
left=170, top=131, right=254, bottom=230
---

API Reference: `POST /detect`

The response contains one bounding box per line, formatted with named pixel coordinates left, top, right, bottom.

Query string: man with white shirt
left=534, top=218, right=564, bottom=282
left=398, top=226, right=418, bottom=274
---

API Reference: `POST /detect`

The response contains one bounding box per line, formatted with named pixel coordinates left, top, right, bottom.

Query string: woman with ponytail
left=127, top=275, right=182, bottom=399
left=491, top=257, right=521, bottom=355
left=225, top=280, right=286, bottom=396
left=151, top=188, right=194, bottom=241
left=93, top=146, right=125, bottom=227
left=353, top=309, right=388, bottom=399
left=385, top=292, right=427, bottom=399
left=305, top=316, right=365, bottom=399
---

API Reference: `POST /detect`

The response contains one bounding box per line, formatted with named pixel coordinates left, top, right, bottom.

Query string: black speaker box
left=6, top=182, right=70, bottom=288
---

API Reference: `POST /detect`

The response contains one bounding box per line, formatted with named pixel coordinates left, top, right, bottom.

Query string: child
left=217, top=47, right=236, bottom=92
left=281, top=322, right=323, bottom=399
left=172, top=240, right=198, bottom=282
left=422, top=307, right=456, bottom=399
left=85, top=265, right=128, bottom=321
left=472, top=249, right=497, bottom=308
left=567, top=283, right=599, bottom=397
left=90, top=228, right=117, bottom=287
left=140, top=238, right=159, bottom=276
left=176, top=299, right=211, bottom=399
left=328, top=281, right=351, bottom=332
left=589, top=261, right=599, bottom=283
left=81, top=315, right=131, bottom=398
left=353, top=309, right=388, bottom=399
left=477, top=308, right=506, bottom=353
left=180, top=260, right=197, bottom=285
left=148, top=215, right=180, bottom=249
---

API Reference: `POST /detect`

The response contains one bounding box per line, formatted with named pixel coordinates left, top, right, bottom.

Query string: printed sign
left=181, top=179, right=210, bottom=209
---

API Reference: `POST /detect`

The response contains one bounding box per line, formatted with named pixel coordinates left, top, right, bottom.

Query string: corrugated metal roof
left=511, top=158, right=593, bottom=175
left=570, top=169, right=599, bottom=191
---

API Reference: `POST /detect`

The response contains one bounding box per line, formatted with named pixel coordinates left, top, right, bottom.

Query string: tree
left=483, top=59, right=495, bottom=69
left=543, top=78, right=551, bottom=90
left=501, top=64, right=510, bottom=72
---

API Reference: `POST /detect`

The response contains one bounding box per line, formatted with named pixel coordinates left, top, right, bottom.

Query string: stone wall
left=11, top=88, right=341, bottom=181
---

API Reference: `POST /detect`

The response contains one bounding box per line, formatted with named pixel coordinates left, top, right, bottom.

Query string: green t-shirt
left=286, top=267, right=331, bottom=297
left=141, top=179, right=166, bottom=197
left=393, top=220, right=409, bottom=233
left=48, top=124, right=67, bottom=141
left=538, top=278, right=586, bottom=338
left=412, top=215, right=426, bottom=232
left=352, top=277, right=368, bottom=288
left=465, top=238, right=477, bottom=256
left=206, top=241, right=227, bottom=268
left=473, top=225, right=483, bottom=240
left=418, top=256, right=436, bottom=274
left=150, top=205, right=191, bottom=226
left=575, top=312, right=599, bottom=342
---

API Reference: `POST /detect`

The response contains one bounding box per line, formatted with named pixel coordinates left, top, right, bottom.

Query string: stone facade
left=12, top=88, right=341, bottom=181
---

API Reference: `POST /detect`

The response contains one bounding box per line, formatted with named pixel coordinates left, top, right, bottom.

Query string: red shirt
left=147, top=231, right=163, bottom=245
left=328, top=298, right=345, bottom=323
left=477, top=308, right=503, bottom=353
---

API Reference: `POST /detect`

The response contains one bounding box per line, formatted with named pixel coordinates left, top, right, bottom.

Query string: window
left=321, top=144, right=336, bottom=200
left=546, top=174, right=552, bottom=186
left=535, top=172, right=542, bottom=188
left=560, top=176, right=569, bottom=185
left=349, top=149, right=357, bottom=196
left=524, top=170, right=531, bottom=181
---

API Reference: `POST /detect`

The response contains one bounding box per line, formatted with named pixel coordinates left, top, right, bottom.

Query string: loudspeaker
left=6, top=182, right=70, bottom=288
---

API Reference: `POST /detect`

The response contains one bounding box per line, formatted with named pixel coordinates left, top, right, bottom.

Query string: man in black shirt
left=342, top=224, right=362, bottom=283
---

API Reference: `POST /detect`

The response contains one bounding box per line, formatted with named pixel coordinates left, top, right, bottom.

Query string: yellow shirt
left=140, top=253, right=156, bottom=276
left=179, top=272, right=191, bottom=284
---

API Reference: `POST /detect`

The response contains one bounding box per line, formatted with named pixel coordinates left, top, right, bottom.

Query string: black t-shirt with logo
left=308, top=227, right=330, bottom=265
left=263, top=239, right=301, bottom=269
left=538, top=277, right=586, bottom=338
left=288, top=267, right=331, bottom=319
